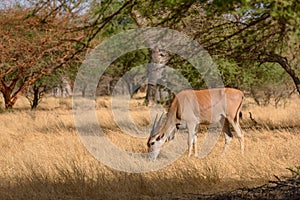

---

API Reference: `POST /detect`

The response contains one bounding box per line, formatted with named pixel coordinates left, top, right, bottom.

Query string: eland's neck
left=159, top=109, right=177, bottom=139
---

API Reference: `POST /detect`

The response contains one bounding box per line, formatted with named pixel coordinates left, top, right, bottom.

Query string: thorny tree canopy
left=0, top=0, right=135, bottom=108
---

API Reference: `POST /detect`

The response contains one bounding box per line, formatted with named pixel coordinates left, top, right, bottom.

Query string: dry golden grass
left=242, top=95, right=300, bottom=129
left=0, top=94, right=299, bottom=199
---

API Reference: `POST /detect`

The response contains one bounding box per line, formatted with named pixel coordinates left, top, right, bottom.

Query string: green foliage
left=92, top=0, right=137, bottom=38
left=105, top=49, right=149, bottom=77
left=169, top=56, right=205, bottom=89
left=33, top=73, right=61, bottom=90
left=209, top=0, right=300, bottom=40
left=216, top=58, right=290, bottom=90
left=178, top=62, right=206, bottom=89
left=166, top=54, right=289, bottom=91
left=216, top=58, right=241, bottom=87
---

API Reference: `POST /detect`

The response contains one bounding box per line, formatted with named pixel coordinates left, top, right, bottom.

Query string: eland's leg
left=193, top=124, right=199, bottom=157
left=222, top=118, right=233, bottom=154
left=187, top=122, right=197, bottom=157
left=228, top=119, right=244, bottom=155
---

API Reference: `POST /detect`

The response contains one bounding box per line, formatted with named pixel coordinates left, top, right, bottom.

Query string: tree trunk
left=31, top=86, right=40, bottom=110
left=2, top=91, right=14, bottom=109
left=266, top=54, right=300, bottom=95
left=145, top=47, right=169, bottom=105
left=146, top=84, right=156, bottom=105
left=1, top=74, right=41, bottom=109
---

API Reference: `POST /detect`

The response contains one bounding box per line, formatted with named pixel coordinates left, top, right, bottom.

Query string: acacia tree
left=0, top=4, right=85, bottom=108
left=0, top=0, right=136, bottom=109
left=130, top=0, right=300, bottom=96
left=182, top=0, right=300, bottom=94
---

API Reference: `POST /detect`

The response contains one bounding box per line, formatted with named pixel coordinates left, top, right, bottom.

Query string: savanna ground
left=0, top=94, right=299, bottom=199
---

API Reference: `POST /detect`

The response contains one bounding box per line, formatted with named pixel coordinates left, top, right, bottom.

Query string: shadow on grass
left=2, top=172, right=298, bottom=200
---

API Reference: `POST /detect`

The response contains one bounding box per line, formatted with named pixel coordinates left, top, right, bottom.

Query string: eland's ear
left=156, top=133, right=165, bottom=141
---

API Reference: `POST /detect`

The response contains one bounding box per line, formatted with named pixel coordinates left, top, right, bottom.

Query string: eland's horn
left=150, top=113, right=165, bottom=137
left=150, top=114, right=159, bottom=136
left=157, top=112, right=164, bottom=126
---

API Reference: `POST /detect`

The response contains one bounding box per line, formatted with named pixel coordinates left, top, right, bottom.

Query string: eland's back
left=174, top=88, right=244, bottom=124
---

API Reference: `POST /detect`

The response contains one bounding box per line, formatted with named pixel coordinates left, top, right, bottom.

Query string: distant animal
left=147, top=88, right=244, bottom=160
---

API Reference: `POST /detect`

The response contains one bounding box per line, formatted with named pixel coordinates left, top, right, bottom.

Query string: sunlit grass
left=0, top=94, right=299, bottom=199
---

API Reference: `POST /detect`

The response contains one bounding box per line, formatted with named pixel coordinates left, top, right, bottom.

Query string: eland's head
left=147, top=113, right=176, bottom=161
